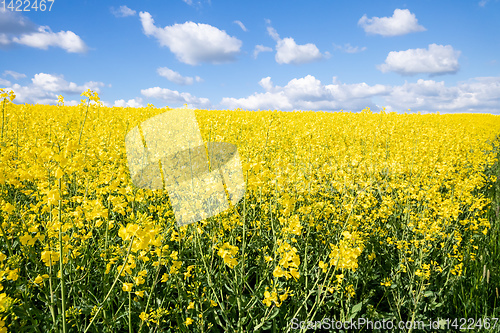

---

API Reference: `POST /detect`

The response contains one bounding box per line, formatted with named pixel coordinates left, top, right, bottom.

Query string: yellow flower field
left=1, top=88, right=500, bottom=332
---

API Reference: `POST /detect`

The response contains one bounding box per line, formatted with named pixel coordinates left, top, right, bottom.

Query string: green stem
left=58, top=178, right=67, bottom=333
left=83, top=234, right=135, bottom=333
left=0, top=216, right=13, bottom=258
left=193, top=228, right=230, bottom=331
left=128, top=290, right=132, bottom=333
left=48, top=238, right=57, bottom=327
left=138, top=251, right=163, bottom=333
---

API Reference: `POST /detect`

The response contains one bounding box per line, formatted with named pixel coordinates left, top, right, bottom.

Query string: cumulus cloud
left=233, top=20, right=247, bottom=31
left=31, top=73, right=101, bottom=92
left=141, top=87, right=211, bottom=108
left=386, top=77, right=500, bottom=113
left=378, top=44, right=461, bottom=76
left=139, top=11, right=242, bottom=65
left=114, top=98, right=143, bottom=108
left=111, top=5, right=136, bottom=17
left=265, top=23, right=326, bottom=64
left=221, top=75, right=500, bottom=113
left=259, top=77, right=275, bottom=92
left=253, top=45, right=273, bottom=59
left=3, top=70, right=26, bottom=80
left=0, top=10, right=87, bottom=52
left=3, top=73, right=104, bottom=104
left=157, top=67, right=201, bottom=85
left=12, top=25, right=88, bottom=53
left=333, top=43, right=367, bottom=53
left=222, top=91, right=293, bottom=111
left=358, top=9, right=426, bottom=36
left=221, top=75, right=390, bottom=111
left=275, top=38, right=324, bottom=64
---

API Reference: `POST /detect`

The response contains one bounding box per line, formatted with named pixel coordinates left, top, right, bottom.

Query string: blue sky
left=1, top=0, right=499, bottom=113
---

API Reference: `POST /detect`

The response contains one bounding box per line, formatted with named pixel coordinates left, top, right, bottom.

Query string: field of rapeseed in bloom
left=2, top=88, right=500, bottom=332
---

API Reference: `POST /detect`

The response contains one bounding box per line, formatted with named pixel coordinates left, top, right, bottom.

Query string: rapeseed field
left=1, top=88, right=500, bottom=332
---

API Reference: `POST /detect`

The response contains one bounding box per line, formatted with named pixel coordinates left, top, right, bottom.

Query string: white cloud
left=31, top=73, right=104, bottom=93
left=183, top=0, right=194, bottom=5
left=386, top=77, right=500, bottom=113
left=267, top=26, right=280, bottom=41
left=31, top=73, right=91, bottom=92
left=333, top=43, right=367, bottom=53
left=0, top=9, right=87, bottom=52
left=0, top=9, right=85, bottom=53
left=253, top=45, right=273, bottom=58
left=259, top=77, right=275, bottom=92
left=64, top=99, right=80, bottom=106
left=221, top=75, right=500, bottom=114
left=157, top=67, right=201, bottom=85
left=3, top=70, right=26, bottom=80
left=378, top=44, right=461, bottom=76
left=358, top=9, right=426, bottom=36
left=114, top=98, right=143, bottom=108
left=265, top=23, right=325, bottom=64
left=12, top=26, right=88, bottom=53
left=141, top=87, right=211, bottom=108
left=222, top=91, right=293, bottom=111
left=233, top=20, right=247, bottom=32
left=284, top=76, right=325, bottom=100
left=221, top=75, right=390, bottom=111
left=479, top=0, right=489, bottom=6
left=0, top=78, right=11, bottom=86
left=139, top=12, right=242, bottom=65
left=275, top=38, right=324, bottom=64
left=111, top=5, right=136, bottom=17
left=2, top=73, right=104, bottom=104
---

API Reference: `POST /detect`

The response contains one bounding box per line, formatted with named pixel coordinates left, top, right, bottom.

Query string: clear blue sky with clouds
left=1, top=0, right=499, bottom=113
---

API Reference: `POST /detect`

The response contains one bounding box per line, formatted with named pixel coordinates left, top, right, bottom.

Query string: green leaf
left=348, top=301, right=363, bottom=320
left=352, top=301, right=363, bottom=313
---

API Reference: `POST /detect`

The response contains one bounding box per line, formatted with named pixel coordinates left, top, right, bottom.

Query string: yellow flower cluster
left=140, top=307, right=170, bottom=326
left=279, top=214, right=302, bottom=236
left=328, top=232, right=364, bottom=271
left=217, top=242, right=239, bottom=269
left=262, top=281, right=292, bottom=307
left=0, top=89, right=15, bottom=103
left=0, top=290, right=16, bottom=333
left=81, top=89, right=100, bottom=103
left=0, top=89, right=499, bottom=331
left=118, top=219, right=162, bottom=253
left=272, top=240, right=300, bottom=280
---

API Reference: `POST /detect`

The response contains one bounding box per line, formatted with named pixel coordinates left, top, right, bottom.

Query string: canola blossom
left=125, top=108, right=245, bottom=226
left=1, top=88, right=500, bottom=332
